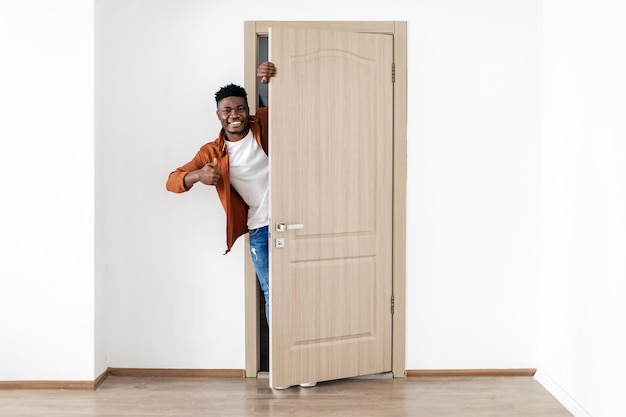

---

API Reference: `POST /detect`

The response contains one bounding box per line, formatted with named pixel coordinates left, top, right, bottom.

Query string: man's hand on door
left=257, top=61, right=277, bottom=84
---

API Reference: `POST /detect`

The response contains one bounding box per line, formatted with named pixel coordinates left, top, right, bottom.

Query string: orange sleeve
left=166, top=142, right=218, bottom=193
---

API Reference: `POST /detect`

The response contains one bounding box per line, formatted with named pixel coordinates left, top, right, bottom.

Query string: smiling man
left=166, top=62, right=277, bottom=323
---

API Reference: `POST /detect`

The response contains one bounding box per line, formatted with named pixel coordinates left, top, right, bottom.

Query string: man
left=166, top=62, right=277, bottom=323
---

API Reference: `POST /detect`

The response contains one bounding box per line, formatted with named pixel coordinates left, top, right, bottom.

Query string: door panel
left=268, top=27, right=393, bottom=388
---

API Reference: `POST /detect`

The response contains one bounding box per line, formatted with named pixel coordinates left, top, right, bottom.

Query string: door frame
left=243, top=21, right=407, bottom=379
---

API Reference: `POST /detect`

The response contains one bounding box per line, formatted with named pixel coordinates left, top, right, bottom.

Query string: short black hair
left=215, top=83, right=248, bottom=105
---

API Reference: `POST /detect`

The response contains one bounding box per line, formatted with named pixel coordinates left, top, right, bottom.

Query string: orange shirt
left=166, top=107, right=269, bottom=254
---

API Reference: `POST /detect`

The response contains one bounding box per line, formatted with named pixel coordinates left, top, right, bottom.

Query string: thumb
left=209, top=157, right=217, bottom=167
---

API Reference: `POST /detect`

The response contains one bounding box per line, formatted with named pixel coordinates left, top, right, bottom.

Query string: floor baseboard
left=534, top=369, right=591, bottom=417
left=107, top=368, right=246, bottom=378
left=0, top=380, right=97, bottom=390
left=0, top=368, right=245, bottom=390
left=94, top=367, right=111, bottom=389
left=406, top=368, right=537, bottom=377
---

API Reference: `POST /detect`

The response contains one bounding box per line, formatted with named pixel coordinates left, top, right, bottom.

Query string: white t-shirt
left=225, top=130, right=269, bottom=230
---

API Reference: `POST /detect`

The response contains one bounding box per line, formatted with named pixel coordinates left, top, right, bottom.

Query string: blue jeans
left=249, top=226, right=269, bottom=323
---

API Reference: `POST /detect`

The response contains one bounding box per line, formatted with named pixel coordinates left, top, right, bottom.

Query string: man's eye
left=220, top=106, right=247, bottom=116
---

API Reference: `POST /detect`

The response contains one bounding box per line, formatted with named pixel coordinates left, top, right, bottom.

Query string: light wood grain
left=268, top=27, right=394, bottom=389
left=0, top=375, right=572, bottom=416
left=406, top=368, right=537, bottom=377
left=391, top=20, right=408, bottom=379
left=108, top=368, right=245, bottom=378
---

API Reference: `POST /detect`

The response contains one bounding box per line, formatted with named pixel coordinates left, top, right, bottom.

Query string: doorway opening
left=243, top=21, right=407, bottom=379
left=258, top=284, right=269, bottom=372
left=257, top=34, right=269, bottom=373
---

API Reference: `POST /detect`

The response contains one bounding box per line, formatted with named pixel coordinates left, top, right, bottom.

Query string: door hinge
left=392, top=63, right=395, bottom=83
left=391, top=295, right=395, bottom=314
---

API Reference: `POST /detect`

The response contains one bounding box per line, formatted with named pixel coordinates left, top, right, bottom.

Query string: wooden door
left=268, top=27, right=394, bottom=389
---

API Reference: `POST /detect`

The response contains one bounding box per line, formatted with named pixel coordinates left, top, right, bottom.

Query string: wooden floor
left=0, top=375, right=572, bottom=417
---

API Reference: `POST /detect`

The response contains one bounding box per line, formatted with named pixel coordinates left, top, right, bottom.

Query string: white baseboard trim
left=534, top=369, right=592, bottom=417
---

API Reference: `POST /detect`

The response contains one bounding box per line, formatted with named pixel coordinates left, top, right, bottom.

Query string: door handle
left=276, top=222, right=304, bottom=232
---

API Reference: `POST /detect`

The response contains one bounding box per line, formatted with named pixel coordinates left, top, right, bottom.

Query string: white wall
left=538, top=1, right=626, bottom=416
left=406, top=1, right=542, bottom=369
left=96, top=0, right=542, bottom=370
left=96, top=0, right=248, bottom=369
left=0, top=0, right=98, bottom=380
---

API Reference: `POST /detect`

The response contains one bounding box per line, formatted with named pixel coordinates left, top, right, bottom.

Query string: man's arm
left=166, top=151, right=222, bottom=193
left=183, top=158, right=221, bottom=189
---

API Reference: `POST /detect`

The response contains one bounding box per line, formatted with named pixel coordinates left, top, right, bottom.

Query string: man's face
left=216, top=96, right=250, bottom=139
